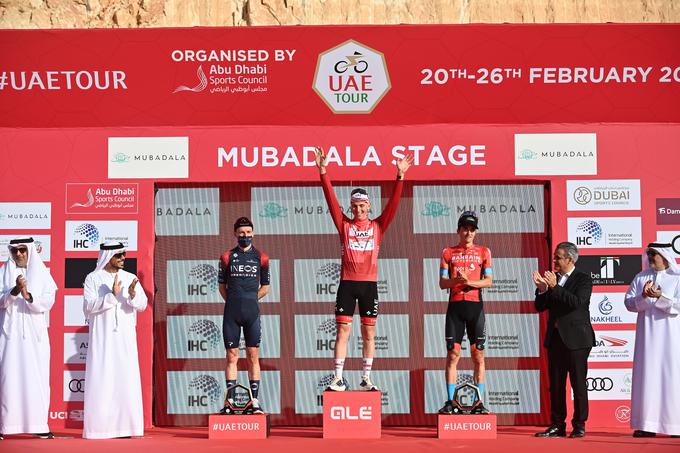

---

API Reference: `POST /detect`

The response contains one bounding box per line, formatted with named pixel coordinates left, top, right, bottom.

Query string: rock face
left=1, top=0, right=679, bottom=28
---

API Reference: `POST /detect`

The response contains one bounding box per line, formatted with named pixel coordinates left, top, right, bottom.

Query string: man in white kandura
left=0, top=237, right=57, bottom=440
left=83, top=241, right=147, bottom=439
left=624, top=241, right=680, bottom=438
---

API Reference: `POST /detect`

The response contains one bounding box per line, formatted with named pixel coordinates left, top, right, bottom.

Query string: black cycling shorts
left=334, top=280, right=378, bottom=326
left=223, top=311, right=261, bottom=349
left=445, top=301, right=486, bottom=349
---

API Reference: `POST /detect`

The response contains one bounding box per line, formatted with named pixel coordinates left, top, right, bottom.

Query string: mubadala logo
left=576, top=220, right=603, bottom=246
left=187, top=319, right=222, bottom=352
left=259, top=202, right=288, bottom=219
left=188, top=264, right=218, bottom=296
left=421, top=201, right=451, bottom=218
left=156, top=205, right=213, bottom=217
left=73, top=223, right=99, bottom=249
left=187, top=375, right=222, bottom=407
left=316, top=263, right=341, bottom=296
left=517, top=149, right=538, bottom=160
left=313, top=40, right=390, bottom=114
left=110, top=152, right=131, bottom=164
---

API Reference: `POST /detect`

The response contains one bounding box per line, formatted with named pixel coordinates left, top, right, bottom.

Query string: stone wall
left=1, top=0, right=679, bottom=29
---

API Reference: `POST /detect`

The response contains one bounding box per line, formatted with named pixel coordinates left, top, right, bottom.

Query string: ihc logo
left=316, top=263, right=341, bottom=282
left=188, top=319, right=222, bottom=351
left=188, top=264, right=218, bottom=293
left=313, top=39, right=390, bottom=114
left=74, top=223, right=99, bottom=248
left=259, top=202, right=288, bottom=219
left=174, top=66, right=208, bottom=93
left=421, top=201, right=451, bottom=218
left=576, top=220, right=603, bottom=246
left=188, top=374, right=222, bottom=406
left=573, top=187, right=593, bottom=205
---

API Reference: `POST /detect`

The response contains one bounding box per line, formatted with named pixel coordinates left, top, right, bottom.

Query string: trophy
left=220, top=382, right=254, bottom=415
left=451, top=383, right=486, bottom=415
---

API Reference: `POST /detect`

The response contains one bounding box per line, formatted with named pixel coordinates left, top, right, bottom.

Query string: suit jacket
left=535, top=269, right=596, bottom=350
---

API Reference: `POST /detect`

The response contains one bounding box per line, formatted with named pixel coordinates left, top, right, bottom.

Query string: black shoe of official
left=471, top=402, right=491, bottom=415
left=34, top=432, right=54, bottom=439
left=535, top=425, right=567, bottom=437
left=569, top=429, right=586, bottom=438
left=633, top=430, right=656, bottom=438
left=438, top=400, right=454, bottom=415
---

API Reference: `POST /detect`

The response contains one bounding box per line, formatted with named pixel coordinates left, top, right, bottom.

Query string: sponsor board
left=589, top=330, right=636, bottom=362
left=0, top=202, right=51, bottom=229
left=155, top=187, right=219, bottom=236
left=108, top=136, right=189, bottom=179
left=294, top=314, right=409, bottom=358
left=424, top=370, right=540, bottom=414
left=590, top=293, right=637, bottom=325
left=656, top=232, right=680, bottom=260
left=413, top=185, right=545, bottom=233
left=64, top=332, right=89, bottom=364
left=65, top=220, right=137, bottom=251
left=567, top=180, right=640, bottom=211
left=167, top=315, right=280, bottom=358
left=323, top=391, right=381, bottom=438
left=294, top=258, right=407, bottom=302
left=424, top=314, right=540, bottom=358
left=657, top=198, right=680, bottom=225
left=66, top=182, right=139, bottom=214
left=64, top=370, right=86, bottom=402
left=252, top=186, right=382, bottom=235
left=65, top=258, right=137, bottom=289
left=423, top=257, right=538, bottom=302
left=577, top=255, right=641, bottom=286
left=313, top=39, right=390, bottom=114
left=295, top=370, right=409, bottom=414
left=167, top=370, right=280, bottom=414
left=167, top=260, right=221, bottom=303
left=514, top=133, right=597, bottom=175
left=568, top=217, right=641, bottom=248
left=64, top=295, right=88, bottom=327
left=0, top=235, right=50, bottom=261
left=49, top=410, right=84, bottom=422
left=572, top=369, right=632, bottom=401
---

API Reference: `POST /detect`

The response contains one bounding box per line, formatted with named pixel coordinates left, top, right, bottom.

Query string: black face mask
left=238, top=236, right=253, bottom=248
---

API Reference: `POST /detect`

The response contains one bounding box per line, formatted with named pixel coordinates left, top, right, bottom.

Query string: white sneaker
left=327, top=376, right=347, bottom=391
left=359, top=376, right=379, bottom=391
left=251, top=398, right=265, bottom=414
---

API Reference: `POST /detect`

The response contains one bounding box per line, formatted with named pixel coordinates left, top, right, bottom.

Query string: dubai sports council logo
left=313, top=40, right=390, bottom=114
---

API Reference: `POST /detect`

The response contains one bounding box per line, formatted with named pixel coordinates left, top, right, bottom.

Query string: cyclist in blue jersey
left=218, top=217, right=270, bottom=415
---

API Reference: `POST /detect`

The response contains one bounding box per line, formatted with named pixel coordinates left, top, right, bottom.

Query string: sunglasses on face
left=113, top=252, right=126, bottom=259
left=10, top=247, right=28, bottom=255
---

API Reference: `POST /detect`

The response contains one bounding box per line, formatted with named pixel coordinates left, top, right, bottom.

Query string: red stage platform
left=0, top=426, right=677, bottom=453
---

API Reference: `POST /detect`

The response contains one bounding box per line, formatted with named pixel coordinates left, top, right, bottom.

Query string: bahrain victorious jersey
left=320, top=173, right=404, bottom=282
left=440, top=244, right=493, bottom=302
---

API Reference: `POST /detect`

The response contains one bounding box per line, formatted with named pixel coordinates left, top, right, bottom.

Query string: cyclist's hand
left=315, top=147, right=327, bottom=173
left=396, top=153, right=414, bottom=177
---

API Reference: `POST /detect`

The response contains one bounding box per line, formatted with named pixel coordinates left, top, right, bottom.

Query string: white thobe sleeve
left=24, top=285, right=56, bottom=313
left=624, top=276, right=654, bottom=312
left=0, top=289, right=17, bottom=309
left=83, top=273, right=118, bottom=316
left=653, top=291, right=680, bottom=315
left=124, top=279, right=147, bottom=312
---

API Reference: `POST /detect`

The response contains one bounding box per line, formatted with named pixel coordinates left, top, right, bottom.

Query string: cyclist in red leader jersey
left=315, top=147, right=413, bottom=392
left=438, top=211, right=492, bottom=415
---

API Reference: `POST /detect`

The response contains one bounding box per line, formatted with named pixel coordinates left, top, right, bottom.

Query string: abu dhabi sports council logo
left=174, top=66, right=208, bottom=93
left=421, top=201, right=451, bottom=218
left=316, top=263, right=341, bottom=296
left=576, top=220, right=603, bottom=246
left=259, top=202, right=288, bottom=219
left=516, top=149, right=538, bottom=160
left=187, top=319, right=222, bottom=352
left=573, top=187, right=593, bottom=205
left=73, top=223, right=99, bottom=249
left=71, top=189, right=95, bottom=208
left=188, top=264, right=218, bottom=295
left=313, top=40, right=390, bottom=114
left=187, top=375, right=222, bottom=407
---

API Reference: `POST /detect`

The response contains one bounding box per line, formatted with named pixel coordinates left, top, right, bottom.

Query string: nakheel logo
left=313, top=40, right=390, bottom=114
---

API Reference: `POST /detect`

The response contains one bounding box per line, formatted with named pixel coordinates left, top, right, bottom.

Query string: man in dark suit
left=533, top=242, right=595, bottom=439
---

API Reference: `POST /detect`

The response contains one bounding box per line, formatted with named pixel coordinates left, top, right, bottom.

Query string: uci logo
left=330, top=405, right=372, bottom=420
left=586, top=377, right=613, bottom=391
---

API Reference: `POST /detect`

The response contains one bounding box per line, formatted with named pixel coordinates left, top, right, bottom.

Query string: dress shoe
left=569, top=429, right=586, bottom=438
left=535, top=426, right=567, bottom=437
left=632, top=430, right=656, bottom=438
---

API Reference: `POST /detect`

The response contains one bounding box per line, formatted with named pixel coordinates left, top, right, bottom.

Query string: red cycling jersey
left=321, top=173, right=404, bottom=282
left=440, top=244, right=493, bottom=302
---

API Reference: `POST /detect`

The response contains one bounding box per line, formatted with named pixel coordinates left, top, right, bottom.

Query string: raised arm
left=376, top=155, right=413, bottom=232
left=316, top=147, right=345, bottom=232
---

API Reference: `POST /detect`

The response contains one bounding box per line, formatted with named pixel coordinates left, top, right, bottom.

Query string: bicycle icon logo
left=334, top=51, right=369, bottom=74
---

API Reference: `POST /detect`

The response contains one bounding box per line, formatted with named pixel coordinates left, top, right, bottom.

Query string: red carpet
left=1, top=426, right=677, bottom=452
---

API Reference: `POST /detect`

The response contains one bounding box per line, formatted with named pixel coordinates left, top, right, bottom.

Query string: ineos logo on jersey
left=231, top=264, right=258, bottom=273
left=69, top=379, right=85, bottom=393
left=586, top=377, right=613, bottom=391
left=329, top=405, right=372, bottom=420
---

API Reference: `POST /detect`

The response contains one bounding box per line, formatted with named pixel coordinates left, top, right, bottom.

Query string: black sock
left=226, top=379, right=236, bottom=400
left=250, top=380, right=260, bottom=399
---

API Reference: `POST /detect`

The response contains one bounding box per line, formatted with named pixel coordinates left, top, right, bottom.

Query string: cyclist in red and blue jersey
left=438, top=211, right=492, bottom=415
left=218, top=217, right=270, bottom=415
left=315, top=147, right=413, bottom=392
